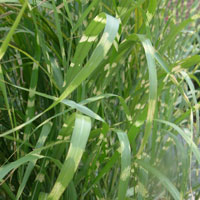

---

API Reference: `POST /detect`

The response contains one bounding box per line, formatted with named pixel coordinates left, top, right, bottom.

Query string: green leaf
left=156, top=119, right=200, bottom=164
left=115, top=130, right=131, bottom=200
left=16, top=122, right=52, bottom=200
left=0, top=0, right=28, bottom=127
left=47, top=114, right=91, bottom=200
left=180, top=71, right=199, bottom=136
left=173, top=55, right=200, bottom=69
left=136, top=160, right=180, bottom=200
left=0, top=0, right=28, bottom=60
left=136, top=34, right=157, bottom=155
left=62, top=99, right=105, bottom=122
left=0, top=153, right=44, bottom=181
left=72, top=0, right=101, bottom=33
left=148, top=0, right=157, bottom=16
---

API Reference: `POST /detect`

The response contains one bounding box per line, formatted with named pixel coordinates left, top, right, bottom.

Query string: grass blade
left=47, top=114, right=91, bottom=200
left=0, top=154, right=44, bottom=181
left=115, top=130, right=131, bottom=200
left=156, top=119, right=200, bottom=164
left=180, top=71, right=199, bottom=136
left=136, top=160, right=180, bottom=200
left=71, top=0, right=100, bottom=33
left=0, top=0, right=28, bottom=127
left=16, top=122, right=52, bottom=200
left=136, top=34, right=157, bottom=155
left=0, top=0, right=28, bottom=60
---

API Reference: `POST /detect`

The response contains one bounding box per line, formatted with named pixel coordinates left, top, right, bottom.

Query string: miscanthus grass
left=0, top=0, right=200, bottom=199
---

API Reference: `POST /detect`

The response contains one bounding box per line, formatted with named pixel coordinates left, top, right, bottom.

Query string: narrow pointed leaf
left=115, top=130, right=131, bottom=200
left=137, top=160, right=180, bottom=200
left=47, top=114, right=91, bottom=200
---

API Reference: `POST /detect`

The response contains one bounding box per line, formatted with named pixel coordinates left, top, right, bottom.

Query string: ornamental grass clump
left=0, top=0, right=200, bottom=199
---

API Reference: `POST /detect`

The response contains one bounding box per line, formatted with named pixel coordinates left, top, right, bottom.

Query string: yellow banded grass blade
left=115, top=130, right=131, bottom=200
left=47, top=114, right=91, bottom=200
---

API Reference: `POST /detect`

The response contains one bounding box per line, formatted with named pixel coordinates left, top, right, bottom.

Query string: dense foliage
left=0, top=0, right=200, bottom=199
